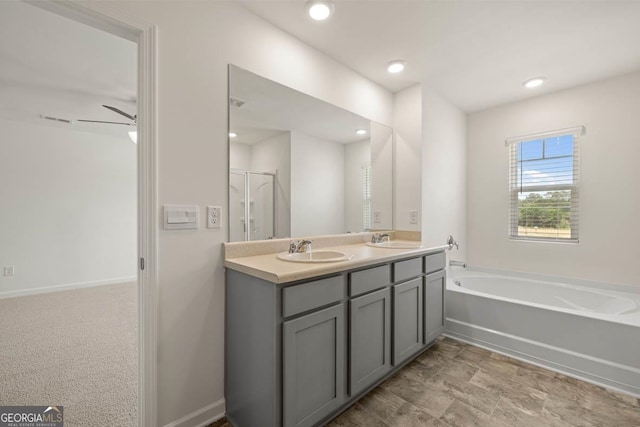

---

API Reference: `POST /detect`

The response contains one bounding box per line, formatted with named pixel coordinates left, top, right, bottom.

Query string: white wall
left=394, top=85, right=422, bottom=231
left=370, top=122, right=394, bottom=230
left=251, top=132, right=291, bottom=238
left=78, top=2, right=394, bottom=425
left=0, top=118, right=136, bottom=297
left=422, top=86, right=467, bottom=259
left=344, top=139, right=370, bottom=233
left=290, top=131, right=345, bottom=236
left=467, top=72, right=640, bottom=286
left=229, top=141, right=251, bottom=171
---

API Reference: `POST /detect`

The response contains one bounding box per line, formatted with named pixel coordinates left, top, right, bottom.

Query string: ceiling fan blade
left=77, top=119, right=134, bottom=126
left=102, top=104, right=136, bottom=121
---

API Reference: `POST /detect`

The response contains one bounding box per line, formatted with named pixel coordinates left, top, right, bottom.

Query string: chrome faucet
left=289, top=239, right=312, bottom=253
left=446, top=235, right=459, bottom=250
left=371, top=233, right=391, bottom=244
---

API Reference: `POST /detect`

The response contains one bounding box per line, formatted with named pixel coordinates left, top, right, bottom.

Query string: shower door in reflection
left=229, top=169, right=276, bottom=241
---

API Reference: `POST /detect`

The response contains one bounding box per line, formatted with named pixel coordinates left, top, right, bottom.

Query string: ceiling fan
left=78, top=105, right=138, bottom=143
left=78, top=104, right=136, bottom=126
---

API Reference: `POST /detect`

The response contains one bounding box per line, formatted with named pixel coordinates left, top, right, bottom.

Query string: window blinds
left=506, top=126, right=584, bottom=242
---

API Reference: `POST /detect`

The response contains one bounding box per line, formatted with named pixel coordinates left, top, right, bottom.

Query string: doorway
left=0, top=2, right=156, bottom=426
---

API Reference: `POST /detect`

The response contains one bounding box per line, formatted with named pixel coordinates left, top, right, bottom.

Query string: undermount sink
left=367, top=241, right=423, bottom=249
left=277, top=250, right=352, bottom=263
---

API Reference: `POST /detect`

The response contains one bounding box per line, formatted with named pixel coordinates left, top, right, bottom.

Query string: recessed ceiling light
left=387, top=60, right=406, bottom=74
left=307, top=1, right=334, bottom=21
left=229, top=132, right=237, bottom=138
left=523, top=77, right=546, bottom=89
left=356, top=129, right=367, bottom=135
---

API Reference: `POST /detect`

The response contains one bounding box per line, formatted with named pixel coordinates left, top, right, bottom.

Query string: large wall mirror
left=228, top=65, right=393, bottom=241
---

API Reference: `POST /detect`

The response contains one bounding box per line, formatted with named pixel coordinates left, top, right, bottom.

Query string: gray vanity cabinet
left=283, top=304, right=345, bottom=427
left=349, top=287, right=391, bottom=395
left=393, top=277, right=424, bottom=364
left=424, top=270, right=446, bottom=343
left=225, top=249, right=447, bottom=427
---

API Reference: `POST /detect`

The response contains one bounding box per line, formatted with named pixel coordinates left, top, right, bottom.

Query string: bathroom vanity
left=224, top=235, right=447, bottom=427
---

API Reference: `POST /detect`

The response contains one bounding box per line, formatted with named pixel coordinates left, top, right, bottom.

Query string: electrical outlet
left=373, top=211, right=381, bottom=224
left=207, top=206, right=222, bottom=229
left=409, top=210, right=418, bottom=224
left=3, top=266, right=14, bottom=277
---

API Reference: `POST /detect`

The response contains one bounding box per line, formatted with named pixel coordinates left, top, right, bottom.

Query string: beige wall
left=422, top=86, right=467, bottom=258
left=467, top=72, right=640, bottom=286
left=79, top=1, right=393, bottom=425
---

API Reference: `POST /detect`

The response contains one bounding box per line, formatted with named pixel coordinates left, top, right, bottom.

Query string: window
left=507, top=127, right=583, bottom=242
left=363, top=162, right=372, bottom=230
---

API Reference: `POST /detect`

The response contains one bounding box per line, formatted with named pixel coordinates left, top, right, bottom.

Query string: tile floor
left=209, top=337, right=640, bottom=427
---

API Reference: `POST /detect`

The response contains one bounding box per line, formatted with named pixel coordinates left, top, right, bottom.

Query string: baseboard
left=163, top=399, right=225, bottom=427
left=0, top=276, right=137, bottom=300
left=445, top=318, right=640, bottom=398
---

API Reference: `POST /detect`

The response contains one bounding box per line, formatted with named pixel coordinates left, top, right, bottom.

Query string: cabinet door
left=393, top=278, right=423, bottom=365
left=349, top=288, right=391, bottom=396
left=424, top=270, right=446, bottom=343
left=283, top=304, right=345, bottom=427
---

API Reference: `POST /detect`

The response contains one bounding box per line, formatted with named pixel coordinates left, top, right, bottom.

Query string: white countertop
left=224, top=240, right=448, bottom=284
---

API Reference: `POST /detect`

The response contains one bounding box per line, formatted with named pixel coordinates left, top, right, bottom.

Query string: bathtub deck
left=210, top=337, right=639, bottom=427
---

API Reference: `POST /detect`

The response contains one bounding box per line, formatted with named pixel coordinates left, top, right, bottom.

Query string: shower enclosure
left=229, top=169, right=276, bottom=241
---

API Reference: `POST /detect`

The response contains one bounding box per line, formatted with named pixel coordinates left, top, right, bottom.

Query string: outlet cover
left=409, top=210, right=418, bottom=224
left=207, top=206, right=222, bottom=229
left=373, top=211, right=381, bottom=224
left=3, top=266, right=14, bottom=277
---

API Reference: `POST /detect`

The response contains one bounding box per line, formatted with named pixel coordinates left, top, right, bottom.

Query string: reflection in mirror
left=228, top=65, right=392, bottom=241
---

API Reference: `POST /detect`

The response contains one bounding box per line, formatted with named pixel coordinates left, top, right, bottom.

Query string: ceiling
left=238, top=0, right=640, bottom=112
left=0, top=1, right=136, bottom=138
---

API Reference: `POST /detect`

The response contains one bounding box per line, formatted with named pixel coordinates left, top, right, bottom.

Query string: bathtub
left=445, top=267, right=640, bottom=397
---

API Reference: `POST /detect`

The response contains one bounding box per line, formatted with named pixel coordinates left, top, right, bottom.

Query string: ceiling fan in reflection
left=78, top=105, right=138, bottom=143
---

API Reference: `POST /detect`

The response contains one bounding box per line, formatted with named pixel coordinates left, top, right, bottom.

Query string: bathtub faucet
left=447, top=235, right=459, bottom=250
left=449, top=260, right=467, bottom=268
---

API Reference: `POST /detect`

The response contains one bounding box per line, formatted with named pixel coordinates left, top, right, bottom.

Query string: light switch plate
left=207, top=206, right=222, bottom=229
left=163, top=205, right=199, bottom=230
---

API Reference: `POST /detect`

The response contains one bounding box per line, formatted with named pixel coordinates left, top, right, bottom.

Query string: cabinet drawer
left=349, top=265, right=391, bottom=297
left=393, top=257, right=423, bottom=282
left=282, top=276, right=344, bottom=318
left=424, top=251, right=446, bottom=274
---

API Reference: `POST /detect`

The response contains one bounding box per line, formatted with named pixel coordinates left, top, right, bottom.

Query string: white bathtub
left=445, top=267, right=640, bottom=396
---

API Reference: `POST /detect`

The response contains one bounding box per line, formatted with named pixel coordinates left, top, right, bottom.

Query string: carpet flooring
left=0, top=282, right=137, bottom=426
left=209, top=337, right=640, bottom=427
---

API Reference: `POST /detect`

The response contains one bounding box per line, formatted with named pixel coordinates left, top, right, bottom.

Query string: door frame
left=27, top=2, right=159, bottom=426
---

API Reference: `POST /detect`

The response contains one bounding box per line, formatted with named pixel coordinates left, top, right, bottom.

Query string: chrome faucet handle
left=379, top=233, right=390, bottom=242
left=297, top=239, right=312, bottom=253
left=289, top=240, right=298, bottom=254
